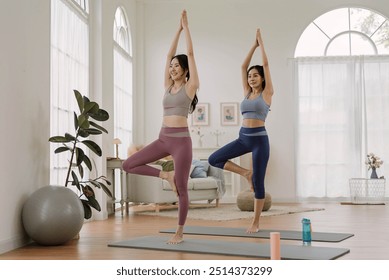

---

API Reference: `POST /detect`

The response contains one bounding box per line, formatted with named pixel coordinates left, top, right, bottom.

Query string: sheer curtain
left=113, top=7, right=133, bottom=202
left=294, top=56, right=389, bottom=198
left=50, top=0, right=89, bottom=185
left=113, top=7, right=133, bottom=160
left=113, top=48, right=133, bottom=159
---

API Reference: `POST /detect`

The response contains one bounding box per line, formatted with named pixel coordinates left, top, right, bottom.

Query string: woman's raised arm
left=181, top=10, right=199, bottom=99
left=257, top=28, right=274, bottom=98
left=164, top=16, right=183, bottom=91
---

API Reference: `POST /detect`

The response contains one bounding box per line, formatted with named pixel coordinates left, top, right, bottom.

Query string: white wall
left=0, top=0, right=50, bottom=253
left=135, top=0, right=389, bottom=202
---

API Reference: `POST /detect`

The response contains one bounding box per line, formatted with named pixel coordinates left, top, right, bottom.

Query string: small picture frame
left=192, top=103, right=210, bottom=126
left=220, top=102, right=239, bottom=126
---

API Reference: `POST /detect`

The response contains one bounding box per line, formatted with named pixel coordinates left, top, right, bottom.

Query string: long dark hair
left=247, top=65, right=266, bottom=90
left=172, top=54, right=198, bottom=113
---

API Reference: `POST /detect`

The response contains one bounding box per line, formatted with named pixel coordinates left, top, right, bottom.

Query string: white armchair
left=126, top=164, right=225, bottom=211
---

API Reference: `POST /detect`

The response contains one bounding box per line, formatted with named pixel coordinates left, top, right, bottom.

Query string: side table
left=106, top=157, right=130, bottom=215
left=348, top=178, right=386, bottom=205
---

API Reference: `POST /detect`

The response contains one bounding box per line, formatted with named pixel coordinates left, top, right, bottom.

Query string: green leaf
left=89, top=109, right=109, bottom=122
left=99, top=182, right=113, bottom=197
left=78, top=129, right=89, bottom=138
left=54, top=146, right=70, bottom=154
left=75, top=147, right=85, bottom=166
left=99, top=176, right=112, bottom=186
left=65, top=133, right=76, bottom=141
left=83, top=185, right=95, bottom=196
left=71, top=171, right=81, bottom=191
left=89, top=180, right=100, bottom=189
left=77, top=114, right=89, bottom=129
left=84, top=128, right=102, bottom=135
left=81, top=200, right=92, bottom=219
left=81, top=140, right=102, bottom=156
left=78, top=164, right=84, bottom=179
left=82, top=154, right=92, bottom=171
left=86, top=195, right=101, bottom=212
left=84, top=101, right=99, bottom=114
left=83, top=96, right=90, bottom=106
left=73, top=112, right=79, bottom=131
left=90, top=121, right=108, bottom=134
left=74, top=90, right=84, bottom=113
left=49, top=136, right=71, bottom=143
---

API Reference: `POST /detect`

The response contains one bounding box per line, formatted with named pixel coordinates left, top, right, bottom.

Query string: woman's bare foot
left=244, top=170, right=254, bottom=191
left=167, top=226, right=184, bottom=244
left=246, top=222, right=259, bottom=233
left=160, top=170, right=178, bottom=196
left=246, top=199, right=264, bottom=233
left=167, top=233, right=184, bottom=244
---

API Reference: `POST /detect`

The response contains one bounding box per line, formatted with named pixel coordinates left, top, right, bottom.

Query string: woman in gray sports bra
left=209, top=28, right=274, bottom=233
left=122, top=10, right=199, bottom=244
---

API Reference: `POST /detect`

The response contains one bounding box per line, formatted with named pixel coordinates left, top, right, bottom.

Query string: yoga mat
left=160, top=226, right=354, bottom=242
left=108, top=236, right=350, bottom=260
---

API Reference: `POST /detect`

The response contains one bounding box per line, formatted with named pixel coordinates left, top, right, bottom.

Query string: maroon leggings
left=122, top=127, right=192, bottom=225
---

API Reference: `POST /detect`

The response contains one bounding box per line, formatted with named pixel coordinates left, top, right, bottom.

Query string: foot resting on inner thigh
left=160, top=170, right=178, bottom=196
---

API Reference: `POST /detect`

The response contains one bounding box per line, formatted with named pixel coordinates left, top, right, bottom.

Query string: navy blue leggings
left=208, top=126, right=270, bottom=199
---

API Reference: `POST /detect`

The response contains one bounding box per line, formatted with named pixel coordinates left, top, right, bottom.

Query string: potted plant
left=22, top=90, right=113, bottom=245
left=365, top=153, right=384, bottom=179
left=49, top=89, right=112, bottom=219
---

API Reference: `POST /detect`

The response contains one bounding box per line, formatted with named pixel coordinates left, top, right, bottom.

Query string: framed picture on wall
left=220, top=102, right=239, bottom=126
left=192, top=103, right=209, bottom=126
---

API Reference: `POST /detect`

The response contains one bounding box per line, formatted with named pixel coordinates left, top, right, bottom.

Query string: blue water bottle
left=302, top=218, right=312, bottom=246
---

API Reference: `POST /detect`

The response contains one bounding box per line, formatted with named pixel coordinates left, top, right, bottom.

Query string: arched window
left=294, top=7, right=389, bottom=199
left=113, top=7, right=133, bottom=160
left=295, top=7, right=389, bottom=57
left=50, top=0, right=89, bottom=185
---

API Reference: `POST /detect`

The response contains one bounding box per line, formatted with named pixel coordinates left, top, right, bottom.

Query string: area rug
left=136, top=204, right=325, bottom=221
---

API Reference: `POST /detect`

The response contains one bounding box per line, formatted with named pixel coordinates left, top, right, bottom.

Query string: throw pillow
left=190, top=159, right=210, bottom=178
left=154, top=160, right=174, bottom=172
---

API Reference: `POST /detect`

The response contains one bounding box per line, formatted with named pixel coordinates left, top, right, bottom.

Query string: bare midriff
left=163, top=115, right=189, bottom=127
left=242, top=118, right=265, bottom=128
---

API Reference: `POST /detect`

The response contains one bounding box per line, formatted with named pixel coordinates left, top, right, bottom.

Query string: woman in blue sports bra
left=209, top=28, right=274, bottom=233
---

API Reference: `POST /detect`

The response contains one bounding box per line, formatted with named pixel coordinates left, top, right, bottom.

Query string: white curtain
left=113, top=47, right=133, bottom=160
left=294, top=56, right=389, bottom=198
left=50, top=0, right=89, bottom=185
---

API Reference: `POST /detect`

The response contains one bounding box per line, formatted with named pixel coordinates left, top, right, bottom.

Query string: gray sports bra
left=163, top=85, right=192, bottom=117
left=240, top=92, right=270, bottom=121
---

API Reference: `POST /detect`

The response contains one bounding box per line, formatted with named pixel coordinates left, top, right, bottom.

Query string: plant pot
left=22, top=185, right=84, bottom=245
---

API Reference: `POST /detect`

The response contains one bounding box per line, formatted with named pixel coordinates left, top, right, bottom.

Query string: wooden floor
left=1, top=202, right=389, bottom=260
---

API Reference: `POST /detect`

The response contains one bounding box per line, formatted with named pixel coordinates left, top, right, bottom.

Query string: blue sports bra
left=240, top=92, right=270, bottom=121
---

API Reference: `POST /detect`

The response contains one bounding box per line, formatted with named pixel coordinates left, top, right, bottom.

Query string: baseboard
left=0, top=234, right=31, bottom=255
left=341, top=201, right=385, bottom=205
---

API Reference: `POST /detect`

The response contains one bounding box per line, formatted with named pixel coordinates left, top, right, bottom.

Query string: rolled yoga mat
left=108, top=236, right=350, bottom=260
left=160, top=226, right=354, bottom=242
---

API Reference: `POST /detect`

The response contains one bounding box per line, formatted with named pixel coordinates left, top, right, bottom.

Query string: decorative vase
left=370, top=167, right=378, bottom=179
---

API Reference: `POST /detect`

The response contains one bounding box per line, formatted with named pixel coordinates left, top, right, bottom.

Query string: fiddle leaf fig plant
left=49, top=90, right=112, bottom=219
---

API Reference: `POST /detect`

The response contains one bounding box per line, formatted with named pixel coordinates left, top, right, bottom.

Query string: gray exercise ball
left=22, top=185, right=84, bottom=245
